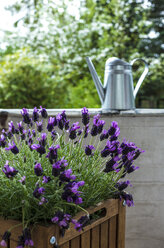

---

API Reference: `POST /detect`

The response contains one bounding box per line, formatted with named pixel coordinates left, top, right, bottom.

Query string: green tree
left=1, top=0, right=163, bottom=108
left=0, top=49, right=68, bottom=108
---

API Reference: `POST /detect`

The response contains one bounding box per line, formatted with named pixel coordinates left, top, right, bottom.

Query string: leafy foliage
left=0, top=0, right=163, bottom=108
left=0, top=49, right=69, bottom=108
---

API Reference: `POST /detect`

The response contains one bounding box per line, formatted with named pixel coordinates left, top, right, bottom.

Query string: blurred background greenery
left=0, top=0, right=163, bottom=109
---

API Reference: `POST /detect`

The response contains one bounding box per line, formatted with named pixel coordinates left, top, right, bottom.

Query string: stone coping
left=0, top=108, right=164, bottom=117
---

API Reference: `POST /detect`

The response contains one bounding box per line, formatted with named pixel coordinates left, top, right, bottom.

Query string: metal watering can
left=86, top=57, right=149, bottom=110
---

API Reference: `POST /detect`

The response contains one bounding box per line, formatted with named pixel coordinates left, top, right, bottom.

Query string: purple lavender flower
left=1, top=129, right=7, bottom=138
left=38, top=133, right=47, bottom=146
left=120, top=140, right=137, bottom=155
left=64, top=120, right=70, bottom=130
left=121, top=192, right=134, bottom=207
left=17, top=227, right=34, bottom=248
left=34, top=163, right=43, bottom=176
left=103, top=158, right=119, bottom=173
left=31, top=144, right=46, bottom=155
left=85, top=145, right=95, bottom=156
left=126, top=164, right=139, bottom=174
left=52, top=157, right=68, bottom=177
left=51, top=211, right=71, bottom=231
left=133, top=148, right=145, bottom=160
left=42, top=176, right=51, bottom=183
left=84, top=124, right=90, bottom=138
left=52, top=161, right=61, bottom=177
left=2, top=161, right=18, bottom=178
left=21, top=108, right=31, bottom=124
left=36, top=121, right=43, bottom=132
left=27, top=129, right=31, bottom=137
left=20, top=130, right=27, bottom=140
left=28, top=136, right=33, bottom=146
left=8, top=121, right=16, bottom=134
left=108, top=121, right=119, bottom=136
left=5, top=141, right=19, bottom=154
left=6, top=130, right=13, bottom=139
left=51, top=130, right=57, bottom=140
left=81, top=107, right=90, bottom=126
left=59, top=169, right=76, bottom=182
left=33, top=187, right=45, bottom=198
left=17, top=233, right=25, bottom=248
left=40, top=106, right=48, bottom=118
left=73, top=215, right=90, bottom=232
left=110, top=128, right=120, bottom=141
left=61, top=110, right=67, bottom=121
left=39, top=197, right=48, bottom=205
left=90, top=124, right=98, bottom=136
left=32, top=129, right=36, bottom=137
left=32, top=107, right=39, bottom=122
left=101, top=140, right=120, bottom=157
left=47, top=117, right=55, bottom=132
left=69, top=122, right=80, bottom=140
left=0, top=134, right=6, bottom=147
left=97, top=119, right=105, bottom=134
left=56, top=114, right=64, bottom=130
left=46, top=144, right=60, bottom=163
left=62, top=181, right=84, bottom=204
left=100, top=129, right=109, bottom=141
left=19, top=176, right=26, bottom=185
left=59, top=157, right=68, bottom=170
left=115, top=180, right=132, bottom=191
left=17, top=121, right=24, bottom=133
left=0, top=231, right=11, bottom=247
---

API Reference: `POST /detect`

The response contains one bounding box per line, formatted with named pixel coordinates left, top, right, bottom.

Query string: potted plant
left=0, top=107, right=144, bottom=248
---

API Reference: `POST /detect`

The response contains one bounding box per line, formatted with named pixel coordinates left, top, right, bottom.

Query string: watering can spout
left=86, top=57, right=105, bottom=104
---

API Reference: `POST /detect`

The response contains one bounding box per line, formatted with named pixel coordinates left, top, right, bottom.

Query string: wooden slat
left=59, top=199, right=119, bottom=245
left=60, top=241, right=70, bottom=248
left=81, top=230, right=90, bottom=248
left=100, top=220, right=108, bottom=248
left=91, top=225, right=99, bottom=248
left=70, top=236, right=80, bottom=248
left=0, top=218, right=22, bottom=242
left=117, top=201, right=126, bottom=248
left=0, top=199, right=121, bottom=247
left=9, top=239, right=17, bottom=247
left=109, top=216, right=117, bottom=248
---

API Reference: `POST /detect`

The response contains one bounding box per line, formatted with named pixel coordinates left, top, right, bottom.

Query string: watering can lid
left=105, top=57, right=130, bottom=66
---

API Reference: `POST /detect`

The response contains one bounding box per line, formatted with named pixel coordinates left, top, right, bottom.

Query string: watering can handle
left=130, top=58, right=149, bottom=99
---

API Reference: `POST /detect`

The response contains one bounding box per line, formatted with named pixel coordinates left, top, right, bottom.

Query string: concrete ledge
left=0, top=108, right=164, bottom=117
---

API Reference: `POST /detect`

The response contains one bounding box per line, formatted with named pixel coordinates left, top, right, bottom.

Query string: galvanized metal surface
left=86, top=57, right=148, bottom=111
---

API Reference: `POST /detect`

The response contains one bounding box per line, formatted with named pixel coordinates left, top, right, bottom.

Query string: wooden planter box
left=0, top=199, right=125, bottom=248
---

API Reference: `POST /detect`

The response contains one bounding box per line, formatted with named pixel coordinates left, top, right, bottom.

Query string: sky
left=0, top=0, right=18, bottom=33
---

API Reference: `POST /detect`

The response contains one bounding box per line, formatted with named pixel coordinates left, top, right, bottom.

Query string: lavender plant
left=0, top=107, right=144, bottom=247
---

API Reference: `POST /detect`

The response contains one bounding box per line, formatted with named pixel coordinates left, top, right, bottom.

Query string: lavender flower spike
left=81, top=107, right=90, bottom=126
left=8, top=121, right=16, bottom=134
left=34, top=163, right=43, bottom=176
left=32, top=107, right=39, bottom=122
left=33, top=187, right=45, bottom=198
left=40, top=106, right=48, bottom=118
left=36, top=121, right=43, bottom=132
left=2, top=161, right=18, bottom=178
left=5, top=141, right=19, bottom=154
left=69, top=122, right=80, bottom=140
left=31, top=144, right=46, bottom=155
left=21, top=108, right=31, bottom=124
left=0, top=231, right=11, bottom=247
left=0, top=134, right=6, bottom=147
left=17, top=121, right=24, bottom=133
left=85, top=145, right=95, bottom=156
left=47, top=117, right=55, bottom=132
